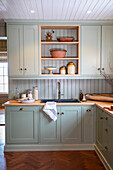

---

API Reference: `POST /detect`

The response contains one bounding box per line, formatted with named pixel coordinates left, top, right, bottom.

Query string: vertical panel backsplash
left=9, top=79, right=113, bottom=99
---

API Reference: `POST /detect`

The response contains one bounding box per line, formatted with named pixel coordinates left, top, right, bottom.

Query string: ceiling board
left=0, top=0, right=113, bottom=20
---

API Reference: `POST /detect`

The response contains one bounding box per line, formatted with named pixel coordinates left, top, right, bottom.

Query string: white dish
left=17, top=98, right=35, bottom=103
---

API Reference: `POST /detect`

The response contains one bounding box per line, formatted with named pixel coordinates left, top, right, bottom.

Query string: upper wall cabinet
left=8, top=24, right=38, bottom=78
left=81, top=26, right=101, bottom=76
left=102, top=26, right=113, bottom=75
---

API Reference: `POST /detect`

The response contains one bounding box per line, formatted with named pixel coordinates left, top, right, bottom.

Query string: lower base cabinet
left=82, top=106, right=95, bottom=144
left=5, top=105, right=95, bottom=146
left=6, top=106, right=39, bottom=144
left=40, top=106, right=82, bottom=144
left=40, top=105, right=95, bottom=144
left=96, top=107, right=113, bottom=169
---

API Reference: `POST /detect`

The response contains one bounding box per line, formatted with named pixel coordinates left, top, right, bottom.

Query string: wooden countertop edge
left=3, top=100, right=113, bottom=116
left=3, top=100, right=95, bottom=106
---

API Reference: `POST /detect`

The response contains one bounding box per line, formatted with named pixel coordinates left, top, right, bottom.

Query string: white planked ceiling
left=0, top=0, right=113, bottom=20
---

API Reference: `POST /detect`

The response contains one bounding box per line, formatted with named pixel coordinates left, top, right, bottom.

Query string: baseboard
left=95, top=145, right=112, bottom=170
left=4, top=144, right=95, bottom=152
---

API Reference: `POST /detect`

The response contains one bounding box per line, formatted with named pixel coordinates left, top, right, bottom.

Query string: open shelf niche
left=40, top=25, right=80, bottom=76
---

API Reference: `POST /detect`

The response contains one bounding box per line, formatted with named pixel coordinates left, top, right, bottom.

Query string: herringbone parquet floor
left=4, top=150, right=105, bottom=170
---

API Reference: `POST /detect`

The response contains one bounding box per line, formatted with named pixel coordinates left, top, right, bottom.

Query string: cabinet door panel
left=102, top=26, right=113, bottom=74
left=24, top=25, right=38, bottom=76
left=61, top=106, right=82, bottom=144
left=40, top=107, right=60, bottom=144
left=8, top=25, right=23, bottom=77
left=106, top=127, right=113, bottom=168
left=82, top=106, right=95, bottom=144
left=81, top=26, right=100, bottom=75
left=6, top=106, right=39, bottom=144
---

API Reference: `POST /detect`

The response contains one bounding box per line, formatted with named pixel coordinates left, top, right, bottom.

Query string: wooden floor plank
left=3, top=151, right=105, bottom=170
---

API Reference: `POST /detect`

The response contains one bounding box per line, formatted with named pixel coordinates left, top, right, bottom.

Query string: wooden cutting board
left=86, top=94, right=113, bottom=102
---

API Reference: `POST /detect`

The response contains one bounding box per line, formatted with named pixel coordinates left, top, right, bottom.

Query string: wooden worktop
left=3, top=100, right=113, bottom=116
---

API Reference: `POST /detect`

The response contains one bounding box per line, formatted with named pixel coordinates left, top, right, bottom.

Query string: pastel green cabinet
left=6, top=106, right=39, bottom=144
left=96, top=107, right=105, bottom=153
left=8, top=24, right=39, bottom=78
left=40, top=106, right=60, bottom=144
left=82, top=106, right=95, bottom=144
left=81, top=26, right=101, bottom=76
left=96, top=107, right=113, bottom=169
left=40, top=106, right=82, bottom=144
left=8, top=25, right=23, bottom=77
left=102, top=26, right=113, bottom=74
left=60, top=106, right=82, bottom=144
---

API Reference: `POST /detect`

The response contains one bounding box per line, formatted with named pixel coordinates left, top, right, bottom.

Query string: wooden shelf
left=41, top=25, right=79, bottom=29
left=41, top=57, right=79, bottom=60
left=41, top=74, right=79, bottom=76
left=41, top=41, right=79, bottom=45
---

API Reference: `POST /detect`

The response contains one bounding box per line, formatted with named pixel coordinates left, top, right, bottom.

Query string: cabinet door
left=60, top=106, right=82, bottom=144
left=8, top=25, right=23, bottom=77
left=40, top=106, right=60, bottom=144
left=82, top=106, right=95, bottom=144
left=102, top=26, right=113, bottom=74
left=24, top=25, right=38, bottom=76
left=81, top=26, right=101, bottom=76
left=6, top=106, right=39, bottom=144
left=96, top=107, right=106, bottom=154
left=106, top=126, right=113, bottom=168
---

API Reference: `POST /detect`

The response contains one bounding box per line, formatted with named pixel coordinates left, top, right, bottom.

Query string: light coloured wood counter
left=3, top=100, right=96, bottom=106
left=3, top=100, right=113, bottom=116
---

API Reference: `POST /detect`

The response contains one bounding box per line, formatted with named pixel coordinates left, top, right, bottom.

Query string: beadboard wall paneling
left=9, top=79, right=113, bottom=99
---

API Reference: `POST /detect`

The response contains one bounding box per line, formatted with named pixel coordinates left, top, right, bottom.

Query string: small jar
left=27, top=90, right=32, bottom=99
left=67, top=62, right=75, bottom=75
left=21, top=93, right=26, bottom=99
left=111, top=105, right=113, bottom=110
left=33, top=87, right=38, bottom=100
left=60, top=66, right=66, bottom=75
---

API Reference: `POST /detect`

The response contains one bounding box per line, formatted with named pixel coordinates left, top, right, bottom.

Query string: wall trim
left=4, top=19, right=113, bottom=25
left=95, top=145, right=112, bottom=170
left=4, top=144, right=94, bottom=152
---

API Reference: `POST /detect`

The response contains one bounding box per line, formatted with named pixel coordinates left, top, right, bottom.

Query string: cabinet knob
left=100, top=117, right=104, bottom=119
left=105, top=146, right=108, bottom=150
left=105, top=128, right=108, bottom=132
left=105, top=117, right=108, bottom=120
left=97, top=68, right=100, bottom=70
left=57, top=112, right=59, bottom=115
left=24, top=68, right=27, bottom=70
left=87, top=109, right=91, bottom=112
left=20, top=68, right=23, bottom=70
left=102, top=68, right=104, bottom=70
left=20, top=108, right=24, bottom=111
left=60, top=112, right=64, bottom=115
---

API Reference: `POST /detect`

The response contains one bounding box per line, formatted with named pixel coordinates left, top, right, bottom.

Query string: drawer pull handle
left=20, top=108, right=24, bottom=111
left=97, top=68, right=100, bottom=70
left=87, top=109, right=91, bottom=112
left=105, top=146, right=108, bottom=150
left=100, top=117, right=104, bottom=119
left=105, top=128, right=108, bottom=132
left=57, top=112, right=59, bottom=115
left=24, top=68, right=27, bottom=70
left=20, top=68, right=23, bottom=70
left=102, top=68, right=104, bottom=70
left=105, top=117, right=108, bottom=120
